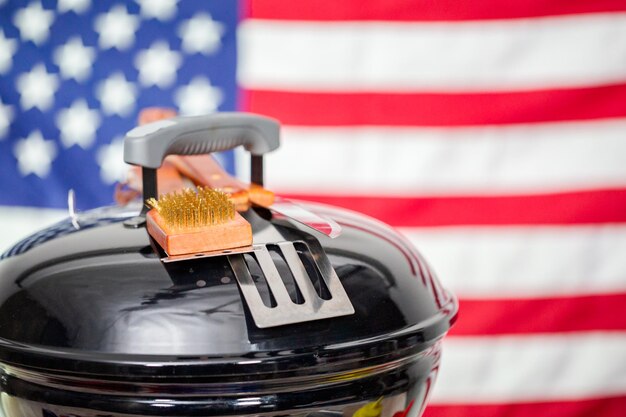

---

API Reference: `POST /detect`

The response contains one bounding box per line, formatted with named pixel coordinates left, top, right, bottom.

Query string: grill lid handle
left=124, top=112, right=280, bottom=168
left=122, top=112, right=280, bottom=204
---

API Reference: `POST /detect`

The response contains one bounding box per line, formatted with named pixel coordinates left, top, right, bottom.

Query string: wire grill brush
left=145, top=187, right=252, bottom=257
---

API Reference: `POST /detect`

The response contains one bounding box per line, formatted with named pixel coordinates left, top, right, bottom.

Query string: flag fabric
left=238, top=1, right=626, bottom=417
left=0, top=0, right=237, bottom=213
left=1, top=1, right=626, bottom=417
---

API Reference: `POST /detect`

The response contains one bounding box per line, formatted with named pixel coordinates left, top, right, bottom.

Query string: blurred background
left=1, top=1, right=625, bottom=416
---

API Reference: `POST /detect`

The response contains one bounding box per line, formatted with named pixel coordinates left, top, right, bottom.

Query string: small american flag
left=1, top=1, right=626, bottom=417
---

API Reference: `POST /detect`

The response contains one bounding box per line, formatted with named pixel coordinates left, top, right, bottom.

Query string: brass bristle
left=146, top=187, right=235, bottom=231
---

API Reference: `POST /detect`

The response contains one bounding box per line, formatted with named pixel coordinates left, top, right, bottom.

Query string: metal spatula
left=228, top=240, right=354, bottom=328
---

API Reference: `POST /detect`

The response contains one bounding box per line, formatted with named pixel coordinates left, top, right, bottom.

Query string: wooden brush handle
left=168, top=155, right=250, bottom=210
left=169, top=155, right=274, bottom=210
left=138, top=107, right=177, bottom=125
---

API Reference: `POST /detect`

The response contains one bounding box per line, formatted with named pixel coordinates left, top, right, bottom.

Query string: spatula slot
left=243, top=253, right=276, bottom=308
left=267, top=244, right=305, bottom=305
left=294, top=242, right=331, bottom=301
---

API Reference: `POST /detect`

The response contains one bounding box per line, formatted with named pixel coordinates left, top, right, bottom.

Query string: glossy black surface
left=0, top=202, right=456, bottom=378
left=1, top=347, right=440, bottom=415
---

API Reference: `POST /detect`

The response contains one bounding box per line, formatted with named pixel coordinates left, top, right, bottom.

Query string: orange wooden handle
left=138, top=107, right=177, bottom=125
left=168, top=155, right=275, bottom=210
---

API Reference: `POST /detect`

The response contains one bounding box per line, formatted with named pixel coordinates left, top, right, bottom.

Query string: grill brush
left=145, top=187, right=252, bottom=256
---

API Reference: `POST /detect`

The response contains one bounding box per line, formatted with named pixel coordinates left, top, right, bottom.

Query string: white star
left=96, top=72, right=137, bottom=116
left=57, top=0, right=90, bottom=14
left=13, top=130, right=57, bottom=178
left=96, top=136, right=129, bottom=184
left=178, top=13, right=224, bottom=55
left=94, top=5, right=139, bottom=50
left=55, top=100, right=101, bottom=149
left=174, top=77, right=223, bottom=116
left=0, top=29, right=17, bottom=74
left=53, top=36, right=96, bottom=82
left=134, top=41, right=182, bottom=88
left=0, top=99, right=13, bottom=140
left=16, top=64, right=59, bottom=111
left=136, top=0, right=178, bottom=21
left=13, top=2, right=55, bottom=45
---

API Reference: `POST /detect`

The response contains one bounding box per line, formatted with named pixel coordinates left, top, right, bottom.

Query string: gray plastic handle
left=123, top=112, right=280, bottom=169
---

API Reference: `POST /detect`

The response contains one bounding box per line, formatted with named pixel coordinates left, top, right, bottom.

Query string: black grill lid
left=0, top=204, right=457, bottom=378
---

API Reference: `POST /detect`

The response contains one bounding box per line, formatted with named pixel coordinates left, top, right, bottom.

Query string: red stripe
left=244, top=0, right=626, bottom=21
left=424, top=396, right=626, bottom=417
left=451, top=294, right=626, bottom=336
left=241, top=84, right=626, bottom=127
left=279, top=189, right=626, bottom=227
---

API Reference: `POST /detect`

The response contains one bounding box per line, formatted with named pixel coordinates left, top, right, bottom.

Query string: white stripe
left=0, top=206, right=66, bottom=253
left=265, top=119, right=626, bottom=196
left=402, top=225, right=626, bottom=298
left=238, top=14, right=626, bottom=92
left=431, top=333, right=626, bottom=403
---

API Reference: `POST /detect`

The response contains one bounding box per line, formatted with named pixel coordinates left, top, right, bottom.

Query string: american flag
left=1, top=1, right=626, bottom=417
